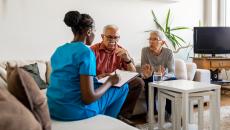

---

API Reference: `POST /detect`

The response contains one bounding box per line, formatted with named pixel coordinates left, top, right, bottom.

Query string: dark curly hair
left=64, top=11, right=94, bottom=35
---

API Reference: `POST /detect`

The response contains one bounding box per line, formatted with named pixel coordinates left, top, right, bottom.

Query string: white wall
left=0, top=0, right=203, bottom=63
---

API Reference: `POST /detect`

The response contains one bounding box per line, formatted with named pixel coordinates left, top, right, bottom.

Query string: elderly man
left=91, top=25, right=144, bottom=120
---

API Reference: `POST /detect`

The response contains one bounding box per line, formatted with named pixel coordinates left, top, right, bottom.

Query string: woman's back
left=47, top=42, right=97, bottom=120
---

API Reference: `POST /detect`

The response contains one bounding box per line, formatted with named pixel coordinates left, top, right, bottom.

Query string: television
left=193, top=27, right=230, bottom=56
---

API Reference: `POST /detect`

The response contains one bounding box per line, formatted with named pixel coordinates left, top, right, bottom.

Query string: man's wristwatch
left=124, top=59, right=132, bottom=64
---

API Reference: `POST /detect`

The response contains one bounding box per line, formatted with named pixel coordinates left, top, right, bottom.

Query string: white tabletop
left=149, top=80, right=221, bottom=93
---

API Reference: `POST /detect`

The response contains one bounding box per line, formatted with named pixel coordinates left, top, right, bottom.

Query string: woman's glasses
left=147, top=38, right=161, bottom=41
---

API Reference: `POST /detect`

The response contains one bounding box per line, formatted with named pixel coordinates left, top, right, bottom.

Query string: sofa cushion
left=52, top=115, right=139, bottom=130
left=186, top=62, right=197, bottom=81
left=21, top=63, right=47, bottom=89
left=194, top=69, right=211, bottom=83
left=7, top=67, right=51, bottom=130
left=46, top=61, right=51, bottom=84
left=0, top=87, right=42, bottom=130
left=175, top=59, right=187, bottom=80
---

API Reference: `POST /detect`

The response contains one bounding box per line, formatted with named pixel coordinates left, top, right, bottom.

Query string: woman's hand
left=161, top=66, right=166, bottom=76
left=97, top=73, right=112, bottom=79
left=141, top=64, right=153, bottom=79
left=107, top=74, right=120, bottom=85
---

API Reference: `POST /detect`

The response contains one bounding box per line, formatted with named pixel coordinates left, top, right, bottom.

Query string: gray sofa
left=0, top=60, right=139, bottom=130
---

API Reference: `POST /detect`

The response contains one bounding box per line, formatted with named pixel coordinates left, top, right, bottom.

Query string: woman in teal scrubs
left=47, top=10, right=129, bottom=121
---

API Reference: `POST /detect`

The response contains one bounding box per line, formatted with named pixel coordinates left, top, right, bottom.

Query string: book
left=97, top=69, right=139, bottom=87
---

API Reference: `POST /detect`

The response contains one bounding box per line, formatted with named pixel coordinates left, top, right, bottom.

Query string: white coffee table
left=148, top=80, right=221, bottom=130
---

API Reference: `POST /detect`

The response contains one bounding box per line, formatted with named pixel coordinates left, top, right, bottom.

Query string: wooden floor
left=128, top=91, right=230, bottom=125
left=220, top=92, right=230, bottom=106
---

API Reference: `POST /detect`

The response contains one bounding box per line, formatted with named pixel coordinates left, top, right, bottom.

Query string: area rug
left=136, top=106, right=230, bottom=130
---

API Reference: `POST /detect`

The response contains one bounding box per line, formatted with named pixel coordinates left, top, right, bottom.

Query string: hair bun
left=64, top=11, right=81, bottom=27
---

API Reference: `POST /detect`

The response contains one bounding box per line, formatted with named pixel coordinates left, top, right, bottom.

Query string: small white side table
left=148, top=80, right=221, bottom=130
left=158, top=88, right=214, bottom=130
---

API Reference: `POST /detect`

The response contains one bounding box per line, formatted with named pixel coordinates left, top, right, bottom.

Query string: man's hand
left=115, top=48, right=131, bottom=62
left=141, top=64, right=153, bottom=79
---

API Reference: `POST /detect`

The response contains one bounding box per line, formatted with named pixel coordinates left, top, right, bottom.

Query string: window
left=226, top=0, right=230, bottom=26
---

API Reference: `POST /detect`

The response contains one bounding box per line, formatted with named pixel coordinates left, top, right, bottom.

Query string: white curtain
left=226, top=0, right=230, bottom=26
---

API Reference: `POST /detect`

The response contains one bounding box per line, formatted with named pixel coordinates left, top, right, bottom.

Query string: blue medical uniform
left=47, top=42, right=129, bottom=121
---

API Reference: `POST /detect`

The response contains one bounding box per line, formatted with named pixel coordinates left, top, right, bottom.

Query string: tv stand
left=211, top=54, right=215, bottom=58
left=193, top=57, right=230, bottom=92
left=192, top=57, right=230, bottom=70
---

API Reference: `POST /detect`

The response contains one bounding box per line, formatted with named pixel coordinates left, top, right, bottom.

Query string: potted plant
left=146, top=9, right=191, bottom=53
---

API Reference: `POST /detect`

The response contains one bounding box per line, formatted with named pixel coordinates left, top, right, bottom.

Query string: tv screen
left=194, top=27, right=230, bottom=54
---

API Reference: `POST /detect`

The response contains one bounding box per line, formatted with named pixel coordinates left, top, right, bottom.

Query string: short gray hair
left=103, top=24, right=119, bottom=34
left=150, top=30, right=166, bottom=41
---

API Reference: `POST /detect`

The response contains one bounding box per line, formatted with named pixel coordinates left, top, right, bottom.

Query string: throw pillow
left=7, top=67, right=51, bottom=130
left=5, top=60, right=47, bottom=83
left=0, top=87, right=42, bottom=130
left=21, top=63, right=47, bottom=89
left=0, top=67, right=7, bottom=81
left=0, top=77, right=7, bottom=88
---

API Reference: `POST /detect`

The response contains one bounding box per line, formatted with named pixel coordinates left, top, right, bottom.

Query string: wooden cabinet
left=192, top=57, right=230, bottom=70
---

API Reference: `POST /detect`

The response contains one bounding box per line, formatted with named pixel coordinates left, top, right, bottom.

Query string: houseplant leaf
left=171, top=35, right=182, bottom=47
left=149, top=9, right=190, bottom=50
left=165, top=33, right=177, bottom=49
left=171, top=34, right=186, bottom=43
left=171, top=26, right=190, bottom=31
left=165, top=9, right=171, bottom=33
left=151, top=10, right=164, bottom=32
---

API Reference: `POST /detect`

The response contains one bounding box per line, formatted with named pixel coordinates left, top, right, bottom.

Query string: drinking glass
left=153, top=72, right=162, bottom=83
left=152, top=65, right=162, bottom=83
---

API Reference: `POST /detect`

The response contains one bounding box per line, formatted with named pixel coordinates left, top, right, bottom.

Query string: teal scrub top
left=47, top=42, right=99, bottom=121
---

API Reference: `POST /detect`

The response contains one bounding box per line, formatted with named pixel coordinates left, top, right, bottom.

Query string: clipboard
left=98, top=69, right=139, bottom=87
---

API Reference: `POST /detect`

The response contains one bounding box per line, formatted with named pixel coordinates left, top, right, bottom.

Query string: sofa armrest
left=194, top=69, right=211, bottom=83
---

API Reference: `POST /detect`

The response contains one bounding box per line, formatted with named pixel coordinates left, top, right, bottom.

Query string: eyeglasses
left=104, top=35, right=120, bottom=40
left=147, top=38, right=161, bottom=41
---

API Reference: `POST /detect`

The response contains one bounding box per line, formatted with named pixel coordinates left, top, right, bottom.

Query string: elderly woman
left=141, top=30, right=176, bottom=120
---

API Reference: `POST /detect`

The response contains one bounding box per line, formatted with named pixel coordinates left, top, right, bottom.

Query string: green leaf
left=165, top=9, right=171, bottom=32
left=171, top=35, right=182, bottom=47
left=171, top=26, right=190, bottom=31
left=166, top=27, right=171, bottom=34
left=165, top=34, right=177, bottom=49
left=166, top=34, right=183, bottom=49
left=169, top=38, right=177, bottom=49
left=172, top=34, right=186, bottom=43
left=151, top=10, right=164, bottom=32
left=148, top=9, right=190, bottom=50
left=170, top=35, right=181, bottom=46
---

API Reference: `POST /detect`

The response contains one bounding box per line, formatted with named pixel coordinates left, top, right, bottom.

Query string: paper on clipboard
left=98, top=69, right=139, bottom=87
